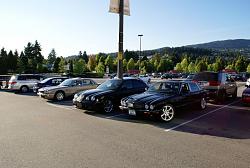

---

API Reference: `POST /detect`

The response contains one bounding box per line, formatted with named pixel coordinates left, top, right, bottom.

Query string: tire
left=216, top=90, right=226, bottom=104
left=160, top=104, right=175, bottom=122
left=20, top=86, right=29, bottom=93
left=103, top=99, right=114, bottom=113
left=54, top=91, right=65, bottom=101
left=200, top=97, right=207, bottom=110
left=232, top=88, right=237, bottom=99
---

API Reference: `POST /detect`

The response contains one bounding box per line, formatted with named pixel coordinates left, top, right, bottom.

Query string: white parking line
left=164, top=100, right=241, bottom=132
left=46, top=103, right=74, bottom=111
left=105, top=114, right=126, bottom=119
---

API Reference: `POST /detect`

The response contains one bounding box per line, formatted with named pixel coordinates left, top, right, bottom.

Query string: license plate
left=129, top=109, right=136, bottom=116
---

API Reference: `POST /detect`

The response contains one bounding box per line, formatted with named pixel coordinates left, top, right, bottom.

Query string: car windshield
left=40, top=78, right=53, bottom=83
left=97, top=79, right=122, bottom=90
left=59, top=79, right=73, bottom=86
left=147, top=82, right=180, bottom=94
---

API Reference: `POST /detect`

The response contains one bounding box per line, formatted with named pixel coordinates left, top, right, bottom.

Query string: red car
left=242, top=87, right=250, bottom=104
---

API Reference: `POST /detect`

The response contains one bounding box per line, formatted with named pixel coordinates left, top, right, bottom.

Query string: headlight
left=91, top=96, right=96, bottom=101
left=150, top=105, right=154, bottom=110
left=127, top=103, right=133, bottom=108
left=145, top=104, right=149, bottom=110
left=74, top=94, right=79, bottom=99
left=44, top=90, right=49, bottom=93
left=86, top=96, right=90, bottom=100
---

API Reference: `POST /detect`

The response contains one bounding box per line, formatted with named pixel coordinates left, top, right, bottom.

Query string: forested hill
left=186, top=39, right=250, bottom=49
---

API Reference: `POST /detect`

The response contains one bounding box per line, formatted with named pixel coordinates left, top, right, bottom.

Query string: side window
left=52, top=79, right=63, bottom=85
left=132, top=80, right=145, bottom=89
left=76, top=80, right=82, bottom=86
left=189, top=83, right=200, bottom=92
left=82, top=79, right=91, bottom=85
left=121, top=80, right=133, bottom=89
left=17, top=75, right=26, bottom=80
left=180, top=83, right=190, bottom=93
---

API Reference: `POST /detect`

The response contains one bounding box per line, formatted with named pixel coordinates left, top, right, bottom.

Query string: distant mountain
left=186, top=39, right=250, bottom=50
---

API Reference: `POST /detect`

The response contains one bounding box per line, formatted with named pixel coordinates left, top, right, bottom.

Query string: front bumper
left=119, top=105, right=161, bottom=116
left=74, top=100, right=102, bottom=111
left=37, top=92, right=54, bottom=99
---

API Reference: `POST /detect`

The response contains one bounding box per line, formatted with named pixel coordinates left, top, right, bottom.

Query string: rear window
left=193, top=72, right=218, bottom=81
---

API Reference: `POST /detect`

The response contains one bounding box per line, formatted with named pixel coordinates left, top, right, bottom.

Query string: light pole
left=117, top=0, right=124, bottom=79
left=138, top=34, right=143, bottom=73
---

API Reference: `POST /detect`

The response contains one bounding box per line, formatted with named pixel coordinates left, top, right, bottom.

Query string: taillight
left=192, top=80, right=198, bottom=83
left=209, top=81, right=220, bottom=86
left=9, top=81, right=17, bottom=85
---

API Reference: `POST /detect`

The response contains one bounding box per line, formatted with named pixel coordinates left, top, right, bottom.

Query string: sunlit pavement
left=0, top=85, right=249, bottom=168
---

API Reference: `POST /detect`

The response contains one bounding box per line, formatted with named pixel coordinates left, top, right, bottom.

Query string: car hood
left=38, top=85, right=67, bottom=92
left=243, top=88, right=250, bottom=94
left=124, top=91, right=175, bottom=105
left=80, top=89, right=114, bottom=98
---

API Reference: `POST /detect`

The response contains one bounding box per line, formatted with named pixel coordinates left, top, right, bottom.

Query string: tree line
left=1, top=41, right=250, bottom=75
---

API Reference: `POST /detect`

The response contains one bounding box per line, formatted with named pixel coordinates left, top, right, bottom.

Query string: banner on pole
left=109, top=0, right=130, bottom=16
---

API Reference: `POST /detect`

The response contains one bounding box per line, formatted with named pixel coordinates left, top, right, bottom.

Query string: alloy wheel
left=161, top=105, right=175, bottom=122
left=200, top=98, right=207, bottom=109
left=103, top=100, right=113, bottom=113
left=55, top=92, right=64, bottom=101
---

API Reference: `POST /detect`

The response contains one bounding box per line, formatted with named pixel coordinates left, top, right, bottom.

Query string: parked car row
left=3, top=72, right=249, bottom=122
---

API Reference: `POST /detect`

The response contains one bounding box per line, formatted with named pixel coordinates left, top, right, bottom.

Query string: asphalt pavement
left=0, top=84, right=249, bottom=168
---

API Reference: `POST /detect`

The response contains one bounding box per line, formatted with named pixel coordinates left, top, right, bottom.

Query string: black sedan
left=73, top=77, right=148, bottom=113
left=120, top=80, right=207, bottom=122
left=33, top=77, right=68, bottom=92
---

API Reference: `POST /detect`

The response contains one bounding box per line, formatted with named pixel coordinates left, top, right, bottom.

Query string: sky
left=0, top=0, right=250, bottom=58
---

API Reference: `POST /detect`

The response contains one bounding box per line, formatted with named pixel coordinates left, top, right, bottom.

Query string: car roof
left=113, top=77, right=139, bottom=80
left=159, top=79, right=196, bottom=84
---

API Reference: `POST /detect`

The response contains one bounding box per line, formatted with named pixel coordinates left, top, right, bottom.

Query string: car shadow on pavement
left=85, top=98, right=250, bottom=140
left=46, top=100, right=73, bottom=107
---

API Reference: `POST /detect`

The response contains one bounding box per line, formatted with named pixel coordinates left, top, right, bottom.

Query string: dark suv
left=193, top=71, right=237, bottom=103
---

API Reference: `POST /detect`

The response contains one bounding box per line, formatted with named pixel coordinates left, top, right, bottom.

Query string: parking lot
left=0, top=81, right=249, bottom=168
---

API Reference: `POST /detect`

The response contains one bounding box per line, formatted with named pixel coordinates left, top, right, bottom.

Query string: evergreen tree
left=7, top=50, right=14, bottom=72
left=53, top=57, right=61, bottom=73
left=0, top=48, right=8, bottom=74
left=18, top=51, right=28, bottom=73
left=82, top=51, right=88, bottom=63
left=48, top=49, right=57, bottom=65
left=69, top=60, right=74, bottom=73
left=13, top=50, right=18, bottom=72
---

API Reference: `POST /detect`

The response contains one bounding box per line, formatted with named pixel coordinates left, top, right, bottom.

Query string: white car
left=139, top=74, right=151, bottom=83
left=246, top=78, right=250, bottom=87
left=8, top=74, right=45, bottom=93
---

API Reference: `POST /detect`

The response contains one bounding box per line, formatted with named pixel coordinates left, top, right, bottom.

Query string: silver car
left=38, top=78, right=98, bottom=101
left=8, top=74, right=45, bottom=93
